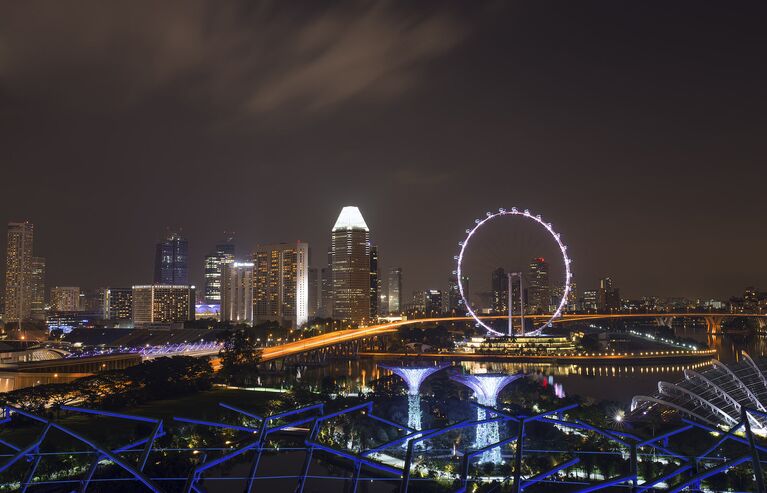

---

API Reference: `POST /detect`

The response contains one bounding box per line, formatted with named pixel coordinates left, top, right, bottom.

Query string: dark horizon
left=2, top=1, right=765, bottom=300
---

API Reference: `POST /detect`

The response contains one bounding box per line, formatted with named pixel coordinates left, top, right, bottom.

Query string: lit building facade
left=50, top=286, right=81, bottom=312
left=319, top=266, right=333, bottom=318
left=598, top=277, right=621, bottom=312
left=491, top=267, right=508, bottom=314
left=253, top=242, right=309, bottom=326
left=370, top=245, right=379, bottom=318
left=387, top=267, right=402, bottom=315
left=331, top=207, right=371, bottom=323
left=106, top=287, right=133, bottom=321
left=308, top=267, right=319, bottom=319
left=30, top=256, right=46, bottom=321
left=154, top=232, right=189, bottom=285
left=203, top=241, right=235, bottom=304
left=527, top=257, right=550, bottom=313
left=132, top=285, right=195, bottom=325
left=4, top=221, right=34, bottom=322
left=221, top=261, right=254, bottom=324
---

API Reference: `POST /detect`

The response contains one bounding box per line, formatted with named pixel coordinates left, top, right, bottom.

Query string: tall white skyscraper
left=331, top=206, right=371, bottom=322
left=221, top=261, right=254, bottom=324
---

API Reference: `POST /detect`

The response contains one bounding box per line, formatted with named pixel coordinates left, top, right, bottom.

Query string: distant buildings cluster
left=2, top=212, right=765, bottom=334
left=1, top=206, right=406, bottom=333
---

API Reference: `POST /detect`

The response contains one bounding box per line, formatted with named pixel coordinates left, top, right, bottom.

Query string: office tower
left=4, top=221, right=34, bottom=322
left=446, top=275, right=460, bottom=314
left=106, top=287, right=133, bottom=321
left=424, top=290, right=443, bottom=317
left=527, top=257, right=550, bottom=313
left=387, top=267, right=403, bottom=315
left=598, top=277, right=620, bottom=312
left=319, top=266, right=333, bottom=318
left=30, top=256, right=46, bottom=321
left=331, top=206, right=371, bottom=322
left=491, top=267, right=508, bottom=314
left=370, top=245, right=379, bottom=318
left=153, top=231, right=189, bottom=285
left=253, top=242, right=309, bottom=326
left=221, top=261, right=254, bottom=324
left=50, top=287, right=81, bottom=312
left=132, top=285, right=195, bottom=325
left=308, top=267, right=319, bottom=319
left=204, top=240, right=235, bottom=304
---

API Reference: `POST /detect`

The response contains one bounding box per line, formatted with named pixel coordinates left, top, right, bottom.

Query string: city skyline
left=1, top=2, right=765, bottom=300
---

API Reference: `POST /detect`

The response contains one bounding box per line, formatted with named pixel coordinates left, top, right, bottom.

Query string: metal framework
left=455, top=208, right=572, bottom=336
left=632, top=351, right=767, bottom=434
left=3, top=397, right=767, bottom=492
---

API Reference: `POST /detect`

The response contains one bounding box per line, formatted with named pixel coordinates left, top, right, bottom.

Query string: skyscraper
left=308, top=267, right=319, bottom=319
left=387, top=267, right=402, bottom=315
left=30, top=256, right=46, bottom=321
left=154, top=231, right=189, bottom=285
left=491, top=267, right=508, bottom=314
left=598, top=277, right=621, bottom=312
left=252, top=242, right=309, bottom=326
left=331, top=206, right=371, bottom=323
left=132, top=285, right=195, bottom=325
left=527, top=257, right=550, bottom=313
left=203, top=240, right=235, bottom=304
left=445, top=275, right=460, bottom=314
left=319, top=266, right=333, bottom=318
left=370, top=245, right=379, bottom=319
left=4, top=221, right=34, bottom=322
left=220, top=261, right=254, bottom=324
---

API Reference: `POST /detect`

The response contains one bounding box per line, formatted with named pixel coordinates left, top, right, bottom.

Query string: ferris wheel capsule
left=511, top=207, right=518, bottom=213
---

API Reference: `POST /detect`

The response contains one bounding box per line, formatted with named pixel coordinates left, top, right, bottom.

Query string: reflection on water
left=269, top=329, right=767, bottom=404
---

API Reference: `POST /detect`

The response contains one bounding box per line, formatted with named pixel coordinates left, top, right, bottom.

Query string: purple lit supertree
left=450, top=373, right=523, bottom=464
left=379, top=363, right=449, bottom=433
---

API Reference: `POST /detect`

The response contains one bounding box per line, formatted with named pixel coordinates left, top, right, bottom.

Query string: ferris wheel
left=455, top=208, right=572, bottom=336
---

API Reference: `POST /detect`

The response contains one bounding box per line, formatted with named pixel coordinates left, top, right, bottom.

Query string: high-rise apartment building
left=582, top=289, right=598, bottom=312
left=30, top=256, right=46, bottom=321
left=370, top=245, right=379, bottom=319
left=527, top=257, right=550, bottom=313
left=331, top=207, right=371, bottom=323
left=132, top=285, right=195, bottom=325
left=4, top=221, right=34, bottom=322
left=50, top=286, right=81, bottom=312
left=387, top=267, right=402, bottom=315
left=253, top=242, right=309, bottom=326
left=220, top=261, right=254, bottom=324
left=106, top=287, right=133, bottom=321
left=204, top=240, right=235, bottom=304
left=154, top=232, right=189, bottom=285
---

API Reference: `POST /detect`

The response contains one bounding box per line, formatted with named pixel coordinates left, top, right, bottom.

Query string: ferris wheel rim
left=456, top=208, right=572, bottom=336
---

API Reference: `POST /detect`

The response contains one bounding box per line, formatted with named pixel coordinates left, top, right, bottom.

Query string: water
left=266, top=328, right=767, bottom=404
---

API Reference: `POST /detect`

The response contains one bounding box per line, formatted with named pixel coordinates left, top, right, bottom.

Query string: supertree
left=378, top=363, right=450, bottom=434
left=450, top=373, right=523, bottom=463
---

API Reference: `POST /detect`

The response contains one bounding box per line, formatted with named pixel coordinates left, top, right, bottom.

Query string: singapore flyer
left=455, top=208, right=572, bottom=336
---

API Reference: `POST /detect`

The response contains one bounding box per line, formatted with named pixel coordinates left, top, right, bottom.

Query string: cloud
left=0, top=1, right=468, bottom=117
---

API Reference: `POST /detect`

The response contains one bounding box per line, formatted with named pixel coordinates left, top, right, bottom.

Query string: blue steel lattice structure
left=3, top=398, right=767, bottom=491
left=378, top=362, right=449, bottom=434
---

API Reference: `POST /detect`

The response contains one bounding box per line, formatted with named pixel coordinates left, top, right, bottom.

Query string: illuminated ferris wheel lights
left=456, top=208, right=572, bottom=337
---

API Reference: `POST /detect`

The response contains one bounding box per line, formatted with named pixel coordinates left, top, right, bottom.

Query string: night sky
left=1, top=1, right=765, bottom=300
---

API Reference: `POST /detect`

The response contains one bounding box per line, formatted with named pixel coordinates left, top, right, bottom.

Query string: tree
left=218, top=330, right=262, bottom=386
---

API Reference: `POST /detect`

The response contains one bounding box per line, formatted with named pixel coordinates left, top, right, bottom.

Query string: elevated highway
left=260, top=313, right=766, bottom=363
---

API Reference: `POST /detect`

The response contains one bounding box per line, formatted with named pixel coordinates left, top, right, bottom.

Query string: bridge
left=259, top=313, right=767, bottom=363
